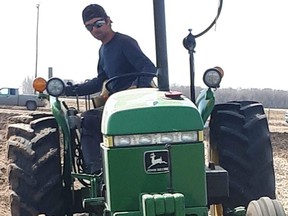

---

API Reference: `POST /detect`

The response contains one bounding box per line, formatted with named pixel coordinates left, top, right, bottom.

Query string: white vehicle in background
left=0, top=87, right=46, bottom=110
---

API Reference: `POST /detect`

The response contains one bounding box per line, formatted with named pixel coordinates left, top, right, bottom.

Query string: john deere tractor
left=6, top=0, right=285, bottom=215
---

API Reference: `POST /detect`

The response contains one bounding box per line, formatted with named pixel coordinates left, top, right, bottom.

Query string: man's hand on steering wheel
left=105, top=72, right=157, bottom=95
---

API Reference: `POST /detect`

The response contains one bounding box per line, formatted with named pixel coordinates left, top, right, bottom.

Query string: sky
left=1, top=0, right=288, bottom=91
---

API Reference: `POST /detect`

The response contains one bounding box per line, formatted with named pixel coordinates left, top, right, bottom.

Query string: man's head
left=82, top=4, right=108, bottom=23
left=82, top=4, right=114, bottom=43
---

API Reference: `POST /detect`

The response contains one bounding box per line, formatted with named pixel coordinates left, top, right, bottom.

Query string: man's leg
left=81, top=109, right=103, bottom=174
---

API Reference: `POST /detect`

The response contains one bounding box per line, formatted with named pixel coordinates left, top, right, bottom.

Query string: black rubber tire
left=246, top=197, right=286, bottom=216
left=209, top=101, right=276, bottom=213
left=26, top=101, right=37, bottom=111
left=6, top=114, right=64, bottom=216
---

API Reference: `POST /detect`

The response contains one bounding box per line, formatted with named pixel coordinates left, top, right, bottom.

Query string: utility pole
left=35, top=3, right=40, bottom=79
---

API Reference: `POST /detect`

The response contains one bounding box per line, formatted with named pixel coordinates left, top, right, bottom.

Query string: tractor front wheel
left=6, top=114, right=64, bottom=216
left=246, top=197, right=285, bottom=216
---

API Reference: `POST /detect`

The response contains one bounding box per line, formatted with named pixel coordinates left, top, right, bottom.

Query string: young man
left=65, top=4, right=157, bottom=174
left=66, top=3, right=157, bottom=96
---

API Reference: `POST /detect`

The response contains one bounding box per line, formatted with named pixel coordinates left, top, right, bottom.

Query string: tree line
left=22, top=76, right=288, bottom=109
left=171, top=84, right=288, bottom=109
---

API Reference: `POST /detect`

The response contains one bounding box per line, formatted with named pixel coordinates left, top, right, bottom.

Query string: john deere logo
left=144, top=150, right=169, bottom=174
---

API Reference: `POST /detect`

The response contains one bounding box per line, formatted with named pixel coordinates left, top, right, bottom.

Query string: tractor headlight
left=46, top=78, right=65, bottom=97
left=160, top=133, right=174, bottom=143
left=203, top=66, right=224, bottom=88
left=181, top=131, right=198, bottom=142
left=105, top=131, right=203, bottom=147
left=139, top=135, right=153, bottom=145
left=114, top=136, right=132, bottom=146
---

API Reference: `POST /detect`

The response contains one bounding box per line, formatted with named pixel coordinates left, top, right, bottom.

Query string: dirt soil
left=0, top=106, right=287, bottom=215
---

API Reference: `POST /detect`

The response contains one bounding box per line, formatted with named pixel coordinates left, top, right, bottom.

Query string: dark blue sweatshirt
left=66, top=32, right=157, bottom=96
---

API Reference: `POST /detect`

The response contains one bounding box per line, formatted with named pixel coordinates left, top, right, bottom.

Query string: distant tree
left=170, top=85, right=288, bottom=109
left=170, top=83, right=202, bottom=99
left=21, top=76, right=34, bottom=94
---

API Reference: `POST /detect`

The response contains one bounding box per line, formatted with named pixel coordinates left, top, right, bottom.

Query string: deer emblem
left=148, top=152, right=167, bottom=169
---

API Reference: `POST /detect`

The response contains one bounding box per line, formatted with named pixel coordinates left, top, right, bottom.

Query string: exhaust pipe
left=153, top=0, right=169, bottom=91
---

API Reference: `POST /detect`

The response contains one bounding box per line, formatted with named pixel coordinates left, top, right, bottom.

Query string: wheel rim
left=246, top=200, right=262, bottom=216
left=246, top=197, right=286, bottom=216
left=272, top=199, right=286, bottom=216
left=258, top=197, right=276, bottom=216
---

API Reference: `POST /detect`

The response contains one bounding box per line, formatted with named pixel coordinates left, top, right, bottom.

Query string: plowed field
left=0, top=106, right=287, bottom=215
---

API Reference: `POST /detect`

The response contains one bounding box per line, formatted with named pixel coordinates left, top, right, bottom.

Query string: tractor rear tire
left=209, top=101, right=276, bottom=213
left=246, top=197, right=286, bottom=216
left=6, top=114, right=64, bottom=216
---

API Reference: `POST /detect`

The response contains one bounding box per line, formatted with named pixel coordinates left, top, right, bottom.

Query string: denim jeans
left=81, top=108, right=103, bottom=174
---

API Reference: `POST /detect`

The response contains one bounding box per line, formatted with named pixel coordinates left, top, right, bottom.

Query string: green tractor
left=6, top=0, right=285, bottom=215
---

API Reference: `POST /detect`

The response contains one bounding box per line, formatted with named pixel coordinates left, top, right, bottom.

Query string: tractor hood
left=101, top=88, right=204, bottom=135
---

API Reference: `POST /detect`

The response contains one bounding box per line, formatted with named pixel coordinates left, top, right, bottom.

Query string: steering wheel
left=104, top=72, right=157, bottom=94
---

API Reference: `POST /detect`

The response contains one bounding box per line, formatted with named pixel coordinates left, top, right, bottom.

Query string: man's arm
left=123, top=38, right=157, bottom=87
left=65, top=70, right=107, bottom=96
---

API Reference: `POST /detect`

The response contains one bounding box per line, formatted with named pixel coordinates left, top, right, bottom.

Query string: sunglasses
left=85, top=19, right=106, bottom=32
